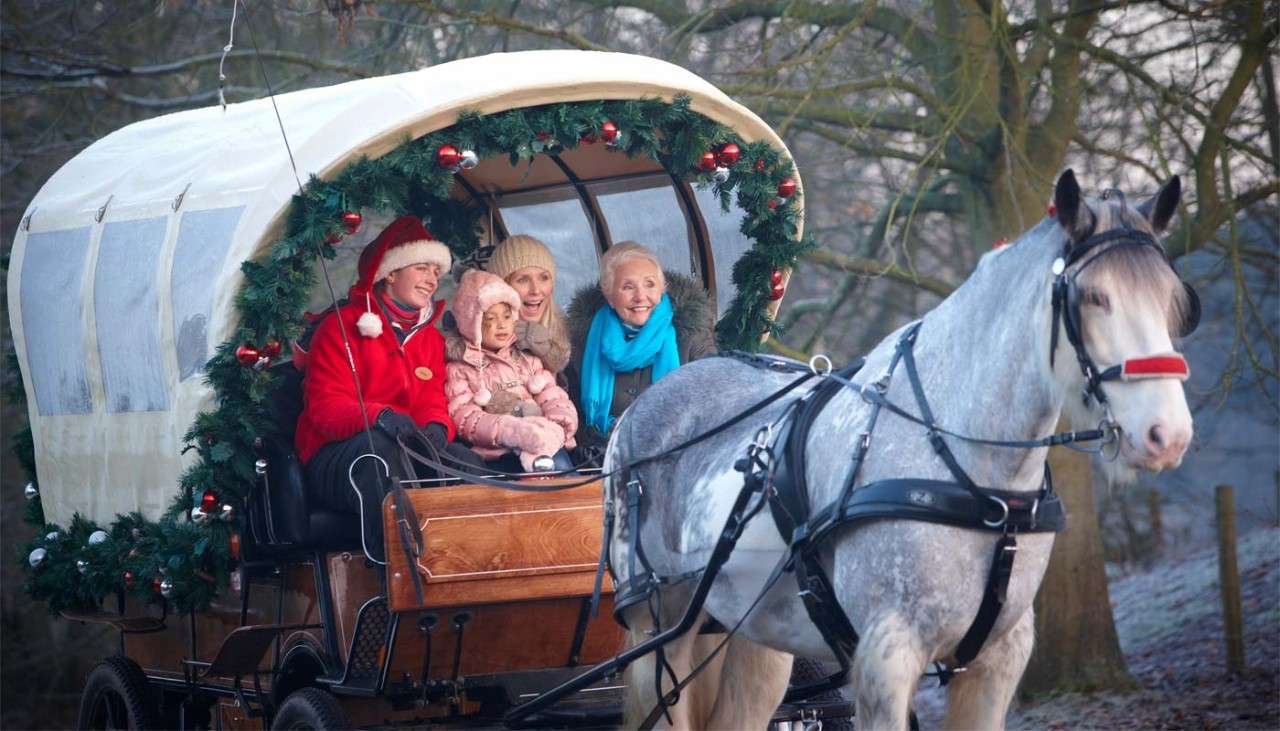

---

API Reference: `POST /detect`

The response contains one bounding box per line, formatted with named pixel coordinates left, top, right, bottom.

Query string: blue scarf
left=581, top=294, right=680, bottom=433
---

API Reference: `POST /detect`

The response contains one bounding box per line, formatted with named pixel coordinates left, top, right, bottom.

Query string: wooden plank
left=385, top=479, right=614, bottom=612
left=385, top=597, right=625, bottom=679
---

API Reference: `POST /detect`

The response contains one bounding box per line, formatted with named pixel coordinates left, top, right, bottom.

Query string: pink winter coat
left=444, top=269, right=579, bottom=469
left=445, top=345, right=578, bottom=460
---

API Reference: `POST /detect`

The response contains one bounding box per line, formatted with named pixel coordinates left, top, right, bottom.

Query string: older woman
left=566, top=241, right=716, bottom=451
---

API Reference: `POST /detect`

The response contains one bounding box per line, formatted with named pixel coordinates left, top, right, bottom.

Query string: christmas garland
left=16, top=95, right=814, bottom=612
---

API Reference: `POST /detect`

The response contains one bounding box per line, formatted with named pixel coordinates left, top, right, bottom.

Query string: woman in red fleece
left=296, top=215, right=481, bottom=560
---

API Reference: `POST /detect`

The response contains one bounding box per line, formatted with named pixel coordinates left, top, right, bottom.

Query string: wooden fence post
left=1215, top=484, right=1245, bottom=676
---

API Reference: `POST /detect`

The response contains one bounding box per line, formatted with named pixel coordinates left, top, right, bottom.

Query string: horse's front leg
left=705, top=634, right=793, bottom=729
left=852, top=613, right=928, bottom=731
left=622, top=607, right=724, bottom=730
left=942, top=608, right=1034, bottom=731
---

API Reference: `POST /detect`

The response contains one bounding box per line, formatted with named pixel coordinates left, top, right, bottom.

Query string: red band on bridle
left=1120, top=354, right=1189, bottom=381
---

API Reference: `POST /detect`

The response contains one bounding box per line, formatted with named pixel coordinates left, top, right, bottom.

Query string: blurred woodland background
left=2, top=1, right=1276, bottom=727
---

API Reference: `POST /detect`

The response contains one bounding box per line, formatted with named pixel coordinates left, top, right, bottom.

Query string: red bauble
left=1046, top=202, right=1057, bottom=217
left=201, top=489, right=218, bottom=513
left=769, top=281, right=786, bottom=300
left=340, top=211, right=362, bottom=234
left=696, top=151, right=718, bottom=172
left=229, top=532, right=241, bottom=561
left=123, top=570, right=134, bottom=589
left=536, top=131, right=552, bottom=141
left=767, top=199, right=779, bottom=210
left=235, top=344, right=260, bottom=366
left=754, top=159, right=766, bottom=173
left=770, top=269, right=785, bottom=287
left=436, top=145, right=462, bottom=168
left=717, top=142, right=741, bottom=167
left=262, top=339, right=282, bottom=358
left=601, top=120, right=619, bottom=143
left=152, top=577, right=163, bottom=593
left=993, top=236, right=1010, bottom=250
left=777, top=178, right=798, bottom=198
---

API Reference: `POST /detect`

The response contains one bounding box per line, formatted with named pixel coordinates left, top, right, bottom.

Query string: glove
left=496, top=417, right=565, bottom=471
left=419, top=422, right=448, bottom=451
left=375, top=408, right=417, bottom=440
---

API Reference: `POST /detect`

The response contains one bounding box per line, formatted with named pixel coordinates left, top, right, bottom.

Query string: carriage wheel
left=271, top=687, right=350, bottom=730
left=76, top=656, right=159, bottom=730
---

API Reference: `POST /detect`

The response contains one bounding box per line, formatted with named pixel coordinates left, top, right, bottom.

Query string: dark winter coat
left=565, top=271, right=717, bottom=450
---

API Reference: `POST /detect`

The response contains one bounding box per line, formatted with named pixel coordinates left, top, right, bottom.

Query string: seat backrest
left=247, top=362, right=312, bottom=547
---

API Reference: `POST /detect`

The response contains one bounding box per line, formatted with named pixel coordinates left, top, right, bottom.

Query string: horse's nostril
left=1148, top=425, right=1165, bottom=449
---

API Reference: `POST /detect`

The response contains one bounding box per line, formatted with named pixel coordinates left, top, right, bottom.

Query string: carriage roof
left=7, top=50, right=803, bottom=527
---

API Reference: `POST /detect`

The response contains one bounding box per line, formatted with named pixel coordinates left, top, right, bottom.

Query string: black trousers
left=305, top=430, right=483, bottom=561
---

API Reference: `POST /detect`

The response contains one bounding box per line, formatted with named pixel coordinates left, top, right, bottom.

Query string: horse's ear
left=1137, top=175, right=1181, bottom=234
left=1054, top=169, right=1093, bottom=241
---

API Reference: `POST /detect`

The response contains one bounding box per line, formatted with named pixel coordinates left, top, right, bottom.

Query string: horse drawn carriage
left=8, top=50, right=826, bottom=729
left=12, top=45, right=1199, bottom=731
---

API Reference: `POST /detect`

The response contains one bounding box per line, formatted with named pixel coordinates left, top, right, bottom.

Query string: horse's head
left=1050, top=169, right=1195, bottom=480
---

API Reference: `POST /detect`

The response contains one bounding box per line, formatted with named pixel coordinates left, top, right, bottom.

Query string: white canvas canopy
left=7, top=49, right=801, bottom=527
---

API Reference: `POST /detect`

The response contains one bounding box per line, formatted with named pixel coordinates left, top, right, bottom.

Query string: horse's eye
left=1082, top=288, right=1111, bottom=312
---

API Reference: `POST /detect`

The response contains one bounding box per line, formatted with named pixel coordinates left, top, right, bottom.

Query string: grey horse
left=603, top=170, right=1194, bottom=730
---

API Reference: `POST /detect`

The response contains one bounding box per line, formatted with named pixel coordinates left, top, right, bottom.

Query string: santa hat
left=353, top=216, right=452, bottom=338
left=453, top=269, right=522, bottom=348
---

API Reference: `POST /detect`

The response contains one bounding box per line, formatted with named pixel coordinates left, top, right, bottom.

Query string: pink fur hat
left=452, top=269, right=522, bottom=347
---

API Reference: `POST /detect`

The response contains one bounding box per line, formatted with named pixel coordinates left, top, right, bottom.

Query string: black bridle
left=1049, top=225, right=1199, bottom=410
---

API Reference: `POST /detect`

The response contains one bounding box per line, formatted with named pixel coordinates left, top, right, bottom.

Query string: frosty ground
left=913, top=526, right=1280, bottom=729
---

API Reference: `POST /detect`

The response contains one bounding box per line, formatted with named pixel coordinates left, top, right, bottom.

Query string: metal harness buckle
left=983, top=496, right=1010, bottom=529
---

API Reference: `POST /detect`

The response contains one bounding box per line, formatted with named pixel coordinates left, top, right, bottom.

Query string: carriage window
left=96, top=217, right=169, bottom=412
left=590, top=180, right=694, bottom=277
left=691, top=186, right=754, bottom=317
left=20, top=227, right=94, bottom=415
left=171, top=207, right=243, bottom=381
left=499, top=195, right=598, bottom=308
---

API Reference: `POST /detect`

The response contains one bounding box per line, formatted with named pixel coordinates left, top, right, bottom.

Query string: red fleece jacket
left=295, top=298, right=456, bottom=464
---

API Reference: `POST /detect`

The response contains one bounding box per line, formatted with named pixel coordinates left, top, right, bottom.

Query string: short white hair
left=600, top=241, right=665, bottom=293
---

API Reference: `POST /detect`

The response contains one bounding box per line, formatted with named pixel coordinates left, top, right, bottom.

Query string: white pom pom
left=527, top=372, right=553, bottom=395
left=356, top=310, right=383, bottom=338
left=474, top=387, right=491, bottom=406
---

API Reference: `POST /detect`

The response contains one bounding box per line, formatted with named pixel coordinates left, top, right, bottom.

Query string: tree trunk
left=1021, top=441, right=1137, bottom=695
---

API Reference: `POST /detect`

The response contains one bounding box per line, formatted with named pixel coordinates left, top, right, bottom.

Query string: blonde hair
left=599, top=241, right=666, bottom=293
left=486, top=234, right=568, bottom=346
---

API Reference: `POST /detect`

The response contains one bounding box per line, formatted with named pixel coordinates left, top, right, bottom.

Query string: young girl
left=445, top=269, right=578, bottom=472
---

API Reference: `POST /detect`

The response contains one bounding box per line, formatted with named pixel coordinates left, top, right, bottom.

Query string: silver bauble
left=45, top=531, right=59, bottom=542
left=531, top=455, right=556, bottom=472
left=712, top=166, right=730, bottom=185
left=254, top=458, right=268, bottom=476
left=458, top=149, right=479, bottom=170
left=88, top=530, right=109, bottom=546
left=190, top=506, right=211, bottom=525
left=76, top=559, right=90, bottom=575
left=220, top=503, right=236, bottom=522
left=160, top=578, right=174, bottom=599
left=131, top=528, right=142, bottom=539
left=28, top=547, right=47, bottom=568
left=24, top=482, right=37, bottom=500
left=606, top=130, right=624, bottom=148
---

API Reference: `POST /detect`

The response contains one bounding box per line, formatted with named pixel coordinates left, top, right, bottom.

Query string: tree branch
left=1, top=49, right=375, bottom=81
left=803, top=249, right=956, bottom=297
